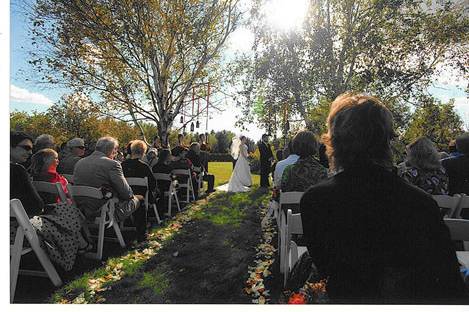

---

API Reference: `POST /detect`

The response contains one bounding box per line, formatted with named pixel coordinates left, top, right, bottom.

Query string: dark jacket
left=10, top=163, right=44, bottom=216
left=300, top=164, right=468, bottom=303
left=121, top=158, right=157, bottom=203
left=442, top=155, right=469, bottom=196
left=57, top=153, right=82, bottom=175
left=258, top=141, right=273, bottom=171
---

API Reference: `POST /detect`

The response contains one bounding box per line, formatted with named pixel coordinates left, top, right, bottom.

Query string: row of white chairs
left=271, top=192, right=469, bottom=288
left=10, top=170, right=201, bottom=302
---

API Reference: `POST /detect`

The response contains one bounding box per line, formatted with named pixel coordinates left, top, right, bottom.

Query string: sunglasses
left=74, top=146, right=85, bottom=149
left=17, top=145, right=33, bottom=151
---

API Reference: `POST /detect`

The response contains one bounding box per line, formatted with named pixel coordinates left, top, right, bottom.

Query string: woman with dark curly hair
left=300, top=93, right=467, bottom=303
left=400, top=137, right=448, bottom=195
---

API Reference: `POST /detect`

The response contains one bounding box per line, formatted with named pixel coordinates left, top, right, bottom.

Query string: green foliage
left=403, top=96, right=464, bottom=151
left=232, top=0, right=468, bottom=134
left=213, top=130, right=236, bottom=153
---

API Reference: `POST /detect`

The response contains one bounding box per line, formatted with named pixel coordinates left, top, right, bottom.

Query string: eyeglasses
left=75, top=146, right=85, bottom=150
left=17, top=145, right=33, bottom=151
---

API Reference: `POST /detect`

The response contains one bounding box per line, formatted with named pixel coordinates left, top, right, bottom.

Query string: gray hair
left=34, top=134, right=55, bottom=150
left=406, top=137, right=441, bottom=170
left=95, top=136, right=119, bottom=156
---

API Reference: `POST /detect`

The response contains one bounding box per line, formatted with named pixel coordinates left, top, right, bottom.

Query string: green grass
left=209, top=161, right=260, bottom=187
left=138, top=270, right=170, bottom=296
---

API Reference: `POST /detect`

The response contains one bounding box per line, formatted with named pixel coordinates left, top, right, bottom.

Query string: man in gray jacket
left=74, top=136, right=147, bottom=241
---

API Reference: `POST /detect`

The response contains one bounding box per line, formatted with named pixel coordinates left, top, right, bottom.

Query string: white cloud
left=10, top=84, right=53, bottom=106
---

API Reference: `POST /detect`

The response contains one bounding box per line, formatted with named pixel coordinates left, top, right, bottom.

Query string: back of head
left=292, top=130, right=318, bottom=158
left=34, top=134, right=55, bottom=151
left=95, top=136, right=119, bottom=157
left=406, top=136, right=441, bottom=170
left=190, top=142, right=200, bottom=152
left=157, top=149, right=171, bottom=164
left=130, top=140, right=147, bottom=157
left=322, top=93, right=394, bottom=170
left=456, top=133, right=469, bottom=155
left=11, top=131, right=33, bottom=147
left=30, top=148, right=58, bottom=177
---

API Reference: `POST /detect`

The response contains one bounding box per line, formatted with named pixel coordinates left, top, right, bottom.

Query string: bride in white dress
left=217, top=136, right=252, bottom=192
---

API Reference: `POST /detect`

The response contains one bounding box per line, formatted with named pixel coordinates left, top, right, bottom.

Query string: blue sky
left=8, top=0, right=469, bottom=137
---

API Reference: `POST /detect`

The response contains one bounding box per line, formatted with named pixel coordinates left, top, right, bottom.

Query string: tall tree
left=403, top=96, right=464, bottom=151
left=29, top=0, right=241, bottom=143
left=232, top=0, right=468, bottom=134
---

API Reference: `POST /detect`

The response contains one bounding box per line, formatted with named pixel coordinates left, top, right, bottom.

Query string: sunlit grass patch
left=138, top=270, right=170, bottom=296
left=209, top=161, right=260, bottom=187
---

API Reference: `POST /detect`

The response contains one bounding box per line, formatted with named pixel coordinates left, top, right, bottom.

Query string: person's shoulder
left=10, top=162, right=27, bottom=174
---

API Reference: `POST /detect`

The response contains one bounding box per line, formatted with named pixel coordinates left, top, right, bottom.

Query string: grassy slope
left=209, top=162, right=260, bottom=187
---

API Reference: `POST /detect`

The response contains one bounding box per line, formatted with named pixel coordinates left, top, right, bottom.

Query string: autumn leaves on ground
left=41, top=187, right=280, bottom=304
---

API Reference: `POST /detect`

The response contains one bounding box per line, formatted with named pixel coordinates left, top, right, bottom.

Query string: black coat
left=121, top=158, right=157, bottom=203
left=442, top=155, right=469, bottom=196
left=258, top=141, right=273, bottom=172
left=300, top=164, right=468, bottom=303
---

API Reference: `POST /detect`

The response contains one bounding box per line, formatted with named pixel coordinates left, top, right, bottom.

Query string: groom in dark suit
left=258, top=134, right=273, bottom=188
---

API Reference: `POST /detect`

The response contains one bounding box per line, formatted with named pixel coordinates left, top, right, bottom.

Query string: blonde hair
left=130, top=140, right=148, bottom=156
left=30, top=148, right=58, bottom=176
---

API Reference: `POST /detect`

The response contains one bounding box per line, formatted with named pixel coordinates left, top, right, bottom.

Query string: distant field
left=209, top=162, right=260, bottom=187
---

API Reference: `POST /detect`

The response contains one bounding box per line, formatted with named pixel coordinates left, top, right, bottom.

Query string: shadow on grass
left=97, top=189, right=270, bottom=304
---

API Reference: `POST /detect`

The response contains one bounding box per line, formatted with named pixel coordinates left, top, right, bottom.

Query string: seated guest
left=281, top=130, right=327, bottom=192
left=171, top=133, right=186, bottom=157
left=198, top=133, right=210, bottom=172
left=399, top=137, right=448, bottom=195
left=145, top=147, right=159, bottom=169
left=273, top=140, right=299, bottom=188
left=11, top=131, right=85, bottom=271
left=188, top=142, right=215, bottom=193
left=34, top=134, right=55, bottom=153
left=172, top=147, right=199, bottom=199
left=152, top=135, right=162, bottom=150
left=301, top=93, right=467, bottom=303
left=11, top=131, right=44, bottom=216
left=442, top=132, right=469, bottom=197
left=448, top=139, right=463, bottom=159
left=121, top=140, right=158, bottom=205
left=31, top=148, right=71, bottom=205
left=152, top=149, right=175, bottom=214
left=74, top=136, right=147, bottom=241
left=57, top=138, right=86, bottom=174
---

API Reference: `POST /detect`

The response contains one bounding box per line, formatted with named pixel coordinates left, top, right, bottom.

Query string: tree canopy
left=29, top=0, right=242, bottom=143
left=231, top=0, right=468, bottom=135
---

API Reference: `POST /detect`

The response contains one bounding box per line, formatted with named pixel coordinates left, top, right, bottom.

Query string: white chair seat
left=457, top=251, right=469, bottom=268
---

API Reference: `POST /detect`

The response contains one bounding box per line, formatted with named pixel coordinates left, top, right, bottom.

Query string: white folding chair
left=126, top=177, right=161, bottom=225
left=454, top=194, right=469, bottom=219
left=193, top=166, right=205, bottom=196
left=62, top=174, right=74, bottom=184
left=445, top=218, right=469, bottom=249
left=10, top=199, right=62, bottom=303
left=69, top=185, right=126, bottom=260
left=32, top=181, right=68, bottom=203
left=283, top=209, right=308, bottom=287
left=282, top=209, right=307, bottom=287
left=172, top=169, right=196, bottom=203
left=433, top=194, right=461, bottom=218
left=154, top=173, right=181, bottom=217
left=278, top=191, right=304, bottom=273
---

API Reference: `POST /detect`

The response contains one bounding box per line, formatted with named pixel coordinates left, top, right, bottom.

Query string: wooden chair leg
left=96, top=217, right=106, bottom=260
left=10, top=227, right=25, bottom=303
left=33, top=245, right=62, bottom=287
left=112, top=221, right=126, bottom=248
left=152, top=204, right=161, bottom=224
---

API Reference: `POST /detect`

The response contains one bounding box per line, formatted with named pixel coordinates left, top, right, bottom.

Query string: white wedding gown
left=218, top=144, right=252, bottom=192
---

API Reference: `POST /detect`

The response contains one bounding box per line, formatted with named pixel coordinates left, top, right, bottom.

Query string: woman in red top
left=31, top=148, right=70, bottom=205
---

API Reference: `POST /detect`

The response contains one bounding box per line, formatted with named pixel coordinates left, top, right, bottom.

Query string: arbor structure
left=232, top=0, right=468, bottom=136
left=30, top=0, right=241, bottom=143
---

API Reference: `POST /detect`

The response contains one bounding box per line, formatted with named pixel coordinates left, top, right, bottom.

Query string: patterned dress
left=400, top=166, right=449, bottom=195
left=281, top=157, right=328, bottom=213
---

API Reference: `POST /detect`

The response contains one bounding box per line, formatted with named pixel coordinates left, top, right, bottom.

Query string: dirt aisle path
left=50, top=188, right=271, bottom=304
left=100, top=189, right=269, bottom=303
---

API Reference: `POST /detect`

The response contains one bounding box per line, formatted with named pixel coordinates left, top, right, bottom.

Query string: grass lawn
left=209, top=162, right=260, bottom=187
